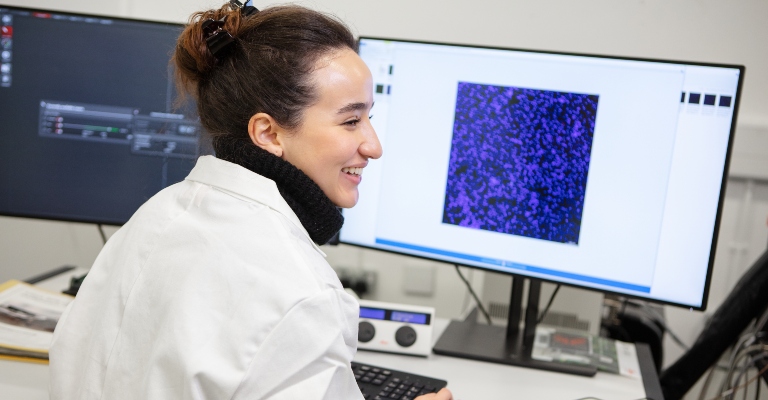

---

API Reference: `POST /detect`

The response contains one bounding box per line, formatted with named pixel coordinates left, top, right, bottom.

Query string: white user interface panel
left=342, top=38, right=742, bottom=310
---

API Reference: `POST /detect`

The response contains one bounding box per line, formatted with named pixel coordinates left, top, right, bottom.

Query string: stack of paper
left=0, top=280, right=73, bottom=364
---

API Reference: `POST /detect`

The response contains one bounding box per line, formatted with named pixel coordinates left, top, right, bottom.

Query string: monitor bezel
left=343, top=35, right=746, bottom=311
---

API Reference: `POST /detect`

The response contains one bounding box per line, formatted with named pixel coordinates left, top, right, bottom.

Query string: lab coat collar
left=185, top=155, right=327, bottom=256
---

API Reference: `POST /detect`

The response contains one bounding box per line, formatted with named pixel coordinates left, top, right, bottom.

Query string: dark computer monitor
left=341, top=37, right=743, bottom=375
left=0, top=6, right=203, bottom=226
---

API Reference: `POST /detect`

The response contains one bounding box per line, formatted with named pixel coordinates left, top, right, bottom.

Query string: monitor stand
left=432, top=277, right=597, bottom=376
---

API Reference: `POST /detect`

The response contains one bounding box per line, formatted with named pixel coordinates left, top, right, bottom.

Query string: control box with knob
left=357, top=299, right=435, bottom=357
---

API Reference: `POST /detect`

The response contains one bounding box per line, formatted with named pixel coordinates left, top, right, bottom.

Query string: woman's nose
left=360, top=122, right=383, bottom=160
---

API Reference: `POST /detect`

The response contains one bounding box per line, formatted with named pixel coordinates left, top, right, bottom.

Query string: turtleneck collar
left=213, top=135, right=343, bottom=245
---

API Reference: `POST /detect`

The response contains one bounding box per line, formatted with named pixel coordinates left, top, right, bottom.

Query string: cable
left=460, top=268, right=474, bottom=318
left=700, top=313, right=768, bottom=400
left=536, top=284, right=560, bottom=324
left=699, top=359, right=720, bottom=400
left=742, top=361, right=749, bottom=400
left=628, top=300, right=690, bottom=350
left=97, top=224, right=107, bottom=245
left=705, top=363, right=768, bottom=400
left=742, top=364, right=749, bottom=400
left=731, top=354, right=768, bottom=400
left=454, top=264, right=492, bottom=325
left=701, top=341, right=765, bottom=400
left=724, top=330, right=759, bottom=391
left=720, top=344, right=768, bottom=399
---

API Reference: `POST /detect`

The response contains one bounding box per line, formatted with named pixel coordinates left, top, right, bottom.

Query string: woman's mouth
left=341, top=167, right=363, bottom=176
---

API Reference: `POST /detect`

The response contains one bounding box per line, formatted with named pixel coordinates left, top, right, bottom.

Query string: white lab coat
left=49, top=155, right=362, bottom=399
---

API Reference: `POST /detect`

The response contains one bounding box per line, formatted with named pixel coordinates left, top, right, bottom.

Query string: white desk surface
left=0, top=269, right=649, bottom=400
left=354, top=318, right=647, bottom=400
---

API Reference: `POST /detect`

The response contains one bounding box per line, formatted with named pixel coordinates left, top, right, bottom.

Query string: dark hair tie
left=230, top=0, right=259, bottom=17
left=202, top=16, right=234, bottom=60
left=202, top=1, right=260, bottom=60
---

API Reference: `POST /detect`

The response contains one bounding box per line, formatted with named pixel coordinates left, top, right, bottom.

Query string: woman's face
left=280, top=48, right=382, bottom=208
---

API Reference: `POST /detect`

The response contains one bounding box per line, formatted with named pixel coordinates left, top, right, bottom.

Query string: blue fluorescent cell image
left=442, top=82, right=599, bottom=244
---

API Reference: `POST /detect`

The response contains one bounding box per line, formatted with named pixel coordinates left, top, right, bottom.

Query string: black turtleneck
left=213, top=135, right=343, bottom=245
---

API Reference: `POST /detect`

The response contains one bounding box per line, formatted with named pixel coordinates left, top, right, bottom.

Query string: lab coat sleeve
left=230, top=287, right=363, bottom=400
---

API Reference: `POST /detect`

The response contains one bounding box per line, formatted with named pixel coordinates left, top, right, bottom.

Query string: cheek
left=288, top=130, right=357, bottom=185
left=320, top=140, right=357, bottom=169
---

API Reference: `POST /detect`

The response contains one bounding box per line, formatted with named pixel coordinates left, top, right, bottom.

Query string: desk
left=0, top=269, right=662, bottom=399
left=354, top=319, right=660, bottom=399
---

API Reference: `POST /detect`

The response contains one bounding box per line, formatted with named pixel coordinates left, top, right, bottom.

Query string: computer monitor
left=0, top=6, right=203, bottom=226
left=341, top=37, right=743, bottom=374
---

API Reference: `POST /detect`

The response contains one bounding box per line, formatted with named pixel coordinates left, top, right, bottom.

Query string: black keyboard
left=352, top=361, right=448, bottom=400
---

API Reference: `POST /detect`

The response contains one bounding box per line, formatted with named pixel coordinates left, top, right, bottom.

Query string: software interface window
left=0, top=8, right=200, bottom=224
left=343, top=39, right=739, bottom=308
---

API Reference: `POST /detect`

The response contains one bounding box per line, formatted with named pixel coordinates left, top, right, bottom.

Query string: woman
left=49, top=2, right=452, bottom=399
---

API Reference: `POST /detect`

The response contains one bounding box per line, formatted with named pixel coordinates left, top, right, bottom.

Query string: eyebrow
left=336, top=102, right=373, bottom=114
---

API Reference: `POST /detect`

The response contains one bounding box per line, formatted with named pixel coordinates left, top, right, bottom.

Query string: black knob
left=358, top=321, right=376, bottom=343
left=395, top=325, right=417, bottom=347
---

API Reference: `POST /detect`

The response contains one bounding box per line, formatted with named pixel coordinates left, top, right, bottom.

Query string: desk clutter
left=0, top=280, right=74, bottom=363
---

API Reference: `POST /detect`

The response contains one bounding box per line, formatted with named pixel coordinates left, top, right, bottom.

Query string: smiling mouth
left=342, top=167, right=363, bottom=176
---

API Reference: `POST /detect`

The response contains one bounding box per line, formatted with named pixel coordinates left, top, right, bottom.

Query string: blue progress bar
left=375, top=238, right=651, bottom=293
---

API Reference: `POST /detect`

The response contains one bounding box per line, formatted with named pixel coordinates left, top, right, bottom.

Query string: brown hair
left=173, top=3, right=357, bottom=150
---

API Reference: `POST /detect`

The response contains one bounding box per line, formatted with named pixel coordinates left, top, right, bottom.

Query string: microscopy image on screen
left=442, top=82, right=599, bottom=244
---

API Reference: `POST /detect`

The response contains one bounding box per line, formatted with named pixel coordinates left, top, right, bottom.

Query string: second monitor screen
left=0, top=8, right=202, bottom=225
left=343, top=38, right=739, bottom=309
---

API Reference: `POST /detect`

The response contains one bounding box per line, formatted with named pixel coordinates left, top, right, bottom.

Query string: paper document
left=0, top=280, right=73, bottom=362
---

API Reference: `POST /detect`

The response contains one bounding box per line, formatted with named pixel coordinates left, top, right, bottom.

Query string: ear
left=247, top=113, right=285, bottom=157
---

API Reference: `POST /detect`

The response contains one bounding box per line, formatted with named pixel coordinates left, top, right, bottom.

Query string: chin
left=335, top=200, right=357, bottom=209
left=333, top=194, right=359, bottom=209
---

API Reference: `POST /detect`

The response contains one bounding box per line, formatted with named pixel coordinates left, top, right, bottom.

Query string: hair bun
left=172, top=4, right=357, bottom=143
left=173, top=4, right=243, bottom=93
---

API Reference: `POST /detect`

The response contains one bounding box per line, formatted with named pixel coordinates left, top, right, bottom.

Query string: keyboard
left=352, top=361, right=448, bottom=400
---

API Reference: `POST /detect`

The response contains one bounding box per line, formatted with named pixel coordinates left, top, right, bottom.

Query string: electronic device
left=342, top=37, right=743, bottom=375
left=352, top=361, right=447, bottom=400
left=0, top=6, right=203, bottom=226
left=357, top=299, right=435, bottom=357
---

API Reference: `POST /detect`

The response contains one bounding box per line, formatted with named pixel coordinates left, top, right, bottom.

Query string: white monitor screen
left=341, top=37, right=742, bottom=310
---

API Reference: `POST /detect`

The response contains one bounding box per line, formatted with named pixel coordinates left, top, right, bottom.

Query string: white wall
left=1, top=0, right=767, bottom=394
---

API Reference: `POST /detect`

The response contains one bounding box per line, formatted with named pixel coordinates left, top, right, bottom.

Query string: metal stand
left=432, top=277, right=597, bottom=376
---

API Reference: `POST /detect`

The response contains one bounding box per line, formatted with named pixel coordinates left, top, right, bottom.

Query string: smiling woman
left=171, top=3, right=381, bottom=244
left=46, top=2, right=450, bottom=400
left=249, top=48, right=381, bottom=209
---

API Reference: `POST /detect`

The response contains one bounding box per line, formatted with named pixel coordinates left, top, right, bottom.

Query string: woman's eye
left=369, top=114, right=374, bottom=120
left=344, top=118, right=360, bottom=126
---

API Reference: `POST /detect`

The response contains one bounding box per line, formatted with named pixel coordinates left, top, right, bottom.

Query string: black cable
left=621, top=298, right=628, bottom=315
left=97, top=224, right=107, bottom=245
left=628, top=300, right=690, bottom=350
left=454, top=264, right=492, bottom=325
left=537, top=284, right=560, bottom=324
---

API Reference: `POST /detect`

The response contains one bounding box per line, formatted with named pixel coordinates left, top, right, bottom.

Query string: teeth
left=342, top=167, right=363, bottom=176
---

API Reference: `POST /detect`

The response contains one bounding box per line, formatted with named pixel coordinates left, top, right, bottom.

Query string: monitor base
left=433, top=277, right=597, bottom=377
left=433, top=319, right=597, bottom=376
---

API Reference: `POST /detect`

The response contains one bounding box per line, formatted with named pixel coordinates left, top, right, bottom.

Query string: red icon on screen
left=0, top=26, right=11, bottom=38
